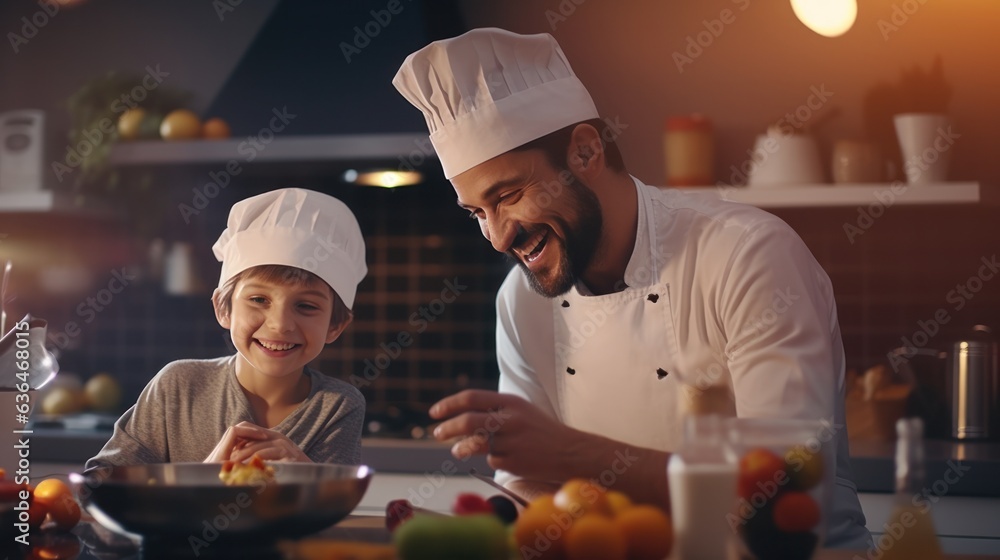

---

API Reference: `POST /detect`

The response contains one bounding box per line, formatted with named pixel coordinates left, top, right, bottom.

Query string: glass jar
left=725, top=417, right=836, bottom=560
left=663, top=114, right=714, bottom=186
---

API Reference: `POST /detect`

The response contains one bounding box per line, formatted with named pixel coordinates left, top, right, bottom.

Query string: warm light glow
left=791, top=0, right=857, bottom=37
left=351, top=170, right=423, bottom=188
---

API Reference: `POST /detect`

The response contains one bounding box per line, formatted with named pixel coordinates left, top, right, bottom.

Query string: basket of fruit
left=726, top=418, right=835, bottom=560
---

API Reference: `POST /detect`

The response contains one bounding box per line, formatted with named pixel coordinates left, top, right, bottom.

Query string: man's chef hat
left=393, top=27, right=599, bottom=179
left=212, top=188, right=367, bottom=309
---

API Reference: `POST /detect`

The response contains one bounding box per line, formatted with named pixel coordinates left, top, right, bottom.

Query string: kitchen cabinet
left=675, top=181, right=989, bottom=208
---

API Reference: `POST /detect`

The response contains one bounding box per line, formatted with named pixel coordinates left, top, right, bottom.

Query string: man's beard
left=506, top=175, right=602, bottom=298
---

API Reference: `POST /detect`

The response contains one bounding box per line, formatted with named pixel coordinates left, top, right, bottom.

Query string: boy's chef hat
left=392, top=27, right=599, bottom=180
left=212, top=188, right=367, bottom=309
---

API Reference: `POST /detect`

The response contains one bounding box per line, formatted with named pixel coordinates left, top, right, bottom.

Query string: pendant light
left=790, top=0, right=857, bottom=37
left=342, top=169, right=423, bottom=188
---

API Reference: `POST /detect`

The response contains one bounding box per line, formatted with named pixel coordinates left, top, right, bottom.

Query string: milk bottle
left=668, top=386, right=738, bottom=560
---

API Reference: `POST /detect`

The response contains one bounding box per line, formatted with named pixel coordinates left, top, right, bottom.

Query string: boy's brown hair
left=212, top=264, right=353, bottom=328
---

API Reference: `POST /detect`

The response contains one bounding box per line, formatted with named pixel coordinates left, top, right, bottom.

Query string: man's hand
left=430, top=390, right=585, bottom=482
left=204, top=421, right=311, bottom=463
left=430, top=389, right=671, bottom=509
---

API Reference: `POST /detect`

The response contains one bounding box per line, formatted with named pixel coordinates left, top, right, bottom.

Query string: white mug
left=893, top=113, right=954, bottom=185
left=747, top=132, right=825, bottom=188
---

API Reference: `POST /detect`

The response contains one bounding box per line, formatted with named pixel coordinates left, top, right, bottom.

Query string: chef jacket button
left=566, top=367, right=576, bottom=375
left=647, top=293, right=660, bottom=303
left=656, top=368, right=669, bottom=379
left=561, top=300, right=570, bottom=307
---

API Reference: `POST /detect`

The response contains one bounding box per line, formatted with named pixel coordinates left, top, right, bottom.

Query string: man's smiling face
left=452, top=149, right=602, bottom=298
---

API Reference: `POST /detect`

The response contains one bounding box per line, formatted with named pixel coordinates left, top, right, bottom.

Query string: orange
left=32, top=479, right=72, bottom=508
left=772, top=491, right=820, bottom=533
left=564, top=515, right=626, bottom=560
left=33, top=479, right=82, bottom=531
left=514, top=495, right=571, bottom=560
left=160, top=109, right=202, bottom=141
left=605, top=491, right=632, bottom=516
left=614, top=505, right=673, bottom=560
left=553, top=479, right=612, bottom=518
left=202, top=117, right=231, bottom=140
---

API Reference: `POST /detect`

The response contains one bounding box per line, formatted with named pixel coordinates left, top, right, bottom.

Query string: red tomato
left=738, top=448, right=787, bottom=501
left=28, top=497, right=48, bottom=530
left=0, top=480, right=25, bottom=502
left=48, top=493, right=81, bottom=531
left=385, top=499, right=414, bottom=532
left=452, top=493, right=493, bottom=516
left=773, top=491, right=821, bottom=533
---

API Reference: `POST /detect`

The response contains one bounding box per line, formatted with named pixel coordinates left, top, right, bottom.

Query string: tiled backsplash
left=49, top=178, right=513, bottom=416
left=772, top=203, right=999, bottom=373
left=42, top=185, right=1000, bottom=416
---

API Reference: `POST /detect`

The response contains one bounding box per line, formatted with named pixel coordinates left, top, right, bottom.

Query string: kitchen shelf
left=0, top=191, right=119, bottom=215
left=108, top=133, right=436, bottom=166
left=674, top=182, right=987, bottom=208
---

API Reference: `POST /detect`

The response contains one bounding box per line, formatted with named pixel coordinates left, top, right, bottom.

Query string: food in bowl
left=70, top=463, right=372, bottom=544
left=218, top=455, right=275, bottom=486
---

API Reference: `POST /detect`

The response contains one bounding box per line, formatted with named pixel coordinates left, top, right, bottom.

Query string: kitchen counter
left=849, top=438, right=1000, bottom=497
left=32, top=428, right=998, bottom=496
left=29, top=429, right=490, bottom=474
left=7, top=519, right=997, bottom=560
left=27, top=431, right=1000, bottom=556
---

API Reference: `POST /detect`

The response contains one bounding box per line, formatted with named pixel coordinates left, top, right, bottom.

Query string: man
left=393, top=27, right=870, bottom=548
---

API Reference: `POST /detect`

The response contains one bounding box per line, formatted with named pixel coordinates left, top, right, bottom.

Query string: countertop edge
left=26, top=430, right=1000, bottom=497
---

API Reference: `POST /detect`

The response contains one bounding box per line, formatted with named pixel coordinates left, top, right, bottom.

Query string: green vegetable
left=394, top=514, right=507, bottom=560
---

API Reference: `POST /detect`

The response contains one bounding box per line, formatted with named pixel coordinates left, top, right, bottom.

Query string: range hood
left=205, top=0, right=464, bottom=140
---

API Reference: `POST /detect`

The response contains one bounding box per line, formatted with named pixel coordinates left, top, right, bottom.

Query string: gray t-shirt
left=85, top=355, right=364, bottom=469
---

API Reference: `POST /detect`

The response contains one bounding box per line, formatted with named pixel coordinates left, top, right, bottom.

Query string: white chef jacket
left=494, top=177, right=872, bottom=550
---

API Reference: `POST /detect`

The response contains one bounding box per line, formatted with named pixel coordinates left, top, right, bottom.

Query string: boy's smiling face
left=215, top=274, right=347, bottom=380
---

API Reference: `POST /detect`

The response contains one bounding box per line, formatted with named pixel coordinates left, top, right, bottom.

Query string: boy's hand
left=227, top=421, right=312, bottom=463
left=204, top=426, right=240, bottom=463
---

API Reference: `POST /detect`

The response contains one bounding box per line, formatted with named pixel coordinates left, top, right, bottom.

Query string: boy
left=86, top=188, right=367, bottom=467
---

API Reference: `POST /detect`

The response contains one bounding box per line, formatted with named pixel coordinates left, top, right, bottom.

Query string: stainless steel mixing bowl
left=69, top=462, right=372, bottom=544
